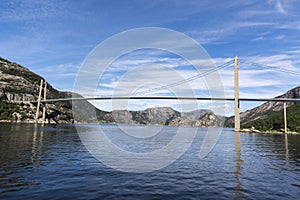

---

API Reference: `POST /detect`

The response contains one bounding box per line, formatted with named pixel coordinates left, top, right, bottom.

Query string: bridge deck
left=24, top=96, right=300, bottom=103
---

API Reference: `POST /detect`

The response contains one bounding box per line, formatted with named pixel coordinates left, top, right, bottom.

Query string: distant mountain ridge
left=97, top=107, right=224, bottom=127
left=225, top=86, right=300, bottom=129
left=0, top=56, right=221, bottom=126
left=2, top=56, right=297, bottom=129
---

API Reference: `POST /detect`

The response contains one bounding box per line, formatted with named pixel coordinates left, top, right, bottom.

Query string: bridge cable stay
left=32, top=58, right=300, bottom=103
left=132, top=60, right=234, bottom=96
left=31, top=57, right=300, bottom=132
left=239, top=59, right=300, bottom=133
left=239, top=60, right=300, bottom=77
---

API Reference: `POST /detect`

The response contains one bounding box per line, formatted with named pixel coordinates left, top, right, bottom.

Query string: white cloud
left=2, top=0, right=300, bottom=115
left=268, top=0, right=287, bottom=14
left=276, top=21, right=300, bottom=30
left=35, top=63, right=80, bottom=77
left=273, top=35, right=285, bottom=40
left=251, top=36, right=267, bottom=41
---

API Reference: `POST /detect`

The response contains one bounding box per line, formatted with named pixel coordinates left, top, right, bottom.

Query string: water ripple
left=0, top=124, right=300, bottom=199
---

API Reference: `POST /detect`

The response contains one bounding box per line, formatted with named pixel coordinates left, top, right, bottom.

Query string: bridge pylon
left=234, top=56, right=240, bottom=132
left=35, top=79, right=47, bottom=124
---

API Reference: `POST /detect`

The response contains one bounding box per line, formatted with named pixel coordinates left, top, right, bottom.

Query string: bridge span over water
left=29, top=56, right=300, bottom=132
left=32, top=96, right=300, bottom=103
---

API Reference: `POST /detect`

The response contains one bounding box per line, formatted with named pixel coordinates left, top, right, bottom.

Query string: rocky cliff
left=167, top=111, right=225, bottom=127
left=226, top=86, right=300, bottom=126
left=0, top=57, right=62, bottom=101
left=0, top=57, right=72, bottom=123
left=99, top=107, right=224, bottom=127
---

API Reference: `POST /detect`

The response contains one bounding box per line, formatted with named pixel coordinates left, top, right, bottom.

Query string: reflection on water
left=234, top=132, right=243, bottom=200
left=31, top=124, right=42, bottom=165
left=285, top=134, right=289, bottom=163
left=0, top=123, right=300, bottom=199
left=0, top=123, right=79, bottom=195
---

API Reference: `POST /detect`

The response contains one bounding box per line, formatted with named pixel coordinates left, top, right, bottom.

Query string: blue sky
left=0, top=0, right=300, bottom=115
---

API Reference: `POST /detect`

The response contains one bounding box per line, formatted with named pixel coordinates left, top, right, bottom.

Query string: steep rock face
left=181, top=109, right=211, bottom=120
left=111, top=110, right=134, bottom=124
left=194, top=112, right=224, bottom=127
left=168, top=112, right=224, bottom=127
left=132, top=107, right=181, bottom=125
left=0, top=89, right=6, bottom=100
left=100, top=107, right=183, bottom=125
left=0, top=58, right=38, bottom=101
left=0, top=57, right=72, bottom=123
left=97, top=107, right=218, bottom=126
left=226, top=86, right=300, bottom=126
left=0, top=89, right=34, bottom=102
left=167, top=117, right=195, bottom=126
left=0, top=57, right=62, bottom=101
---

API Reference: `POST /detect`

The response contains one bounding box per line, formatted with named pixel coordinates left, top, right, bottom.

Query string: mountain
left=0, top=57, right=62, bottom=101
left=0, top=56, right=221, bottom=126
left=98, top=107, right=224, bottom=127
left=104, top=107, right=181, bottom=125
left=167, top=111, right=225, bottom=127
left=2, top=56, right=298, bottom=130
left=242, top=103, right=300, bottom=132
left=225, top=86, right=300, bottom=131
left=0, top=57, right=74, bottom=123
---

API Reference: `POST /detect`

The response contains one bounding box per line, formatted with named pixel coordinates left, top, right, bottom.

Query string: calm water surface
left=0, top=123, right=300, bottom=199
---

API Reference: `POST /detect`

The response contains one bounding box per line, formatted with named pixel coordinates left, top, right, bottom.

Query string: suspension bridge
left=31, top=56, right=300, bottom=132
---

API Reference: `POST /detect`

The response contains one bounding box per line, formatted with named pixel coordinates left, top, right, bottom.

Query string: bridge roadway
left=26, top=96, right=300, bottom=103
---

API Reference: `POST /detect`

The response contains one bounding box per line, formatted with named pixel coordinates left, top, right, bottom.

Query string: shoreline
left=1, top=120, right=299, bottom=134
left=241, top=129, right=299, bottom=135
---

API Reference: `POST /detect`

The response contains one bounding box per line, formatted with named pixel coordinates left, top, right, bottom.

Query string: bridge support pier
left=42, top=81, right=47, bottom=124
left=35, top=80, right=43, bottom=123
left=234, top=56, right=240, bottom=132
left=35, top=80, right=47, bottom=124
left=284, top=103, right=287, bottom=133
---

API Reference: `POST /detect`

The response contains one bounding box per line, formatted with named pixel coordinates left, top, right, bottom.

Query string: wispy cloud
left=268, top=0, right=288, bottom=14
left=35, top=63, right=80, bottom=78
left=1, top=0, right=300, bottom=114
left=251, top=36, right=267, bottom=41
left=75, top=49, right=300, bottom=114
left=276, top=21, right=300, bottom=30
left=273, top=35, right=285, bottom=40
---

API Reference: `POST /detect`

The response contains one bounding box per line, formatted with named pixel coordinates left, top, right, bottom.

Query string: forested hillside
left=242, top=103, right=300, bottom=132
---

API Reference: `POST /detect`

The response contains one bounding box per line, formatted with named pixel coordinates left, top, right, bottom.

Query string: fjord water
left=0, top=123, right=300, bottom=199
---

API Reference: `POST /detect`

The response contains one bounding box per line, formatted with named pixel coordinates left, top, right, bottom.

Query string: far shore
left=1, top=120, right=299, bottom=134
left=241, top=128, right=299, bottom=135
